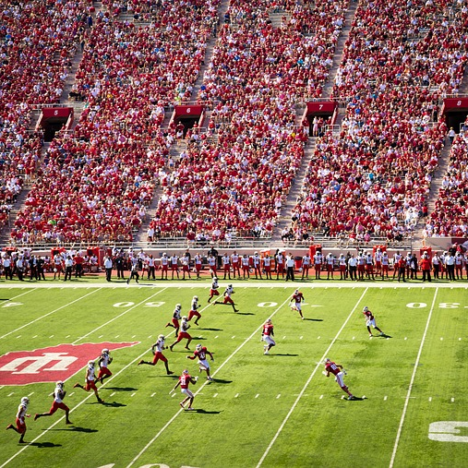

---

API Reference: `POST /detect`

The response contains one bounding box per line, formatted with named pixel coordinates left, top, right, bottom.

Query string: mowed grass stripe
left=129, top=288, right=366, bottom=468
left=391, top=289, right=468, bottom=468
left=256, top=288, right=369, bottom=468
left=249, top=289, right=439, bottom=468
left=126, top=295, right=293, bottom=468
left=0, top=288, right=101, bottom=340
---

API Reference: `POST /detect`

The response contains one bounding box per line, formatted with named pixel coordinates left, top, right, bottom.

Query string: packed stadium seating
left=290, top=0, right=467, bottom=242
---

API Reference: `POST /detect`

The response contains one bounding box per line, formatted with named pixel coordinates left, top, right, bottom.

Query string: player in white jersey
left=97, top=348, right=113, bottom=384
left=34, top=381, right=72, bottom=424
left=138, top=335, right=174, bottom=374
left=74, top=360, right=104, bottom=403
left=6, top=397, right=30, bottom=443
left=213, top=284, right=239, bottom=312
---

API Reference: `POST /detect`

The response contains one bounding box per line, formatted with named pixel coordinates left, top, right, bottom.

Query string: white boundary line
left=126, top=296, right=292, bottom=468
left=388, top=288, right=439, bottom=468
left=256, top=288, right=369, bottom=468
left=0, top=288, right=102, bottom=340
left=0, top=287, right=178, bottom=468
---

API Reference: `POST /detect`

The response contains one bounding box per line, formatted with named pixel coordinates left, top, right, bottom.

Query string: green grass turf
left=0, top=284, right=467, bottom=468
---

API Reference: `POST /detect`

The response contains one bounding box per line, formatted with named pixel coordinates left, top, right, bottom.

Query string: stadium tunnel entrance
left=36, top=107, right=74, bottom=142
left=442, top=97, right=468, bottom=133
left=171, top=105, right=205, bottom=137
left=303, top=101, right=338, bottom=136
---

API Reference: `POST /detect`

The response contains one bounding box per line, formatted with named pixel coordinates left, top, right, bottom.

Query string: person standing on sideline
left=34, top=381, right=72, bottom=424
left=323, top=358, right=355, bottom=400
left=115, top=252, right=125, bottom=280
left=420, top=252, right=432, bottom=282
left=262, top=318, right=276, bottom=355
left=362, top=307, right=384, bottom=337
left=104, top=255, right=113, bottom=282
left=6, top=397, right=30, bottom=443
left=127, top=254, right=140, bottom=284
left=348, top=254, right=357, bottom=280
left=172, top=369, right=197, bottom=411
left=285, top=253, right=295, bottom=281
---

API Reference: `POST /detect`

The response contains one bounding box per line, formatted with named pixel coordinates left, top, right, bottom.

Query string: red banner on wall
left=443, top=98, right=468, bottom=112
left=42, top=108, right=73, bottom=119
left=173, top=106, right=204, bottom=118
left=306, top=101, right=337, bottom=115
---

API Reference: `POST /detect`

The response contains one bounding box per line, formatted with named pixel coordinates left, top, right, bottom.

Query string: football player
left=213, top=284, right=239, bottom=312
left=290, top=289, right=305, bottom=319
left=138, top=335, right=174, bottom=375
left=169, top=317, right=192, bottom=351
left=165, top=303, right=182, bottom=336
left=323, top=358, right=355, bottom=400
left=34, top=381, right=72, bottom=424
left=97, top=348, right=113, bottom=384
left=172, top=369, right=197, bottom=411
left=187, top=295, right=202, bottom=325
left=207, top=277, right=219, bottom=303
left=186, top=344, right=214, bottom=380
left=262, top=318, right=276, bottom=355
left=73, top=360, right=104, bottom=403
left=362, top=306, right=384, bottom=337
left=6, top=397, right=30, bottom=443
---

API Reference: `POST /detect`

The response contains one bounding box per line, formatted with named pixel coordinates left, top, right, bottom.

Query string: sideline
left=388, top=288, right=439, bottom=468
left=126, top=296, right=292, bottom=468
left=256, top=288, right=369, bottom=467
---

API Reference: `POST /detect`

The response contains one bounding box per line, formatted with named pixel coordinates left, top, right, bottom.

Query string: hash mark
left=115, top=335, right=120, bottom=338
left=131, top=393, right=136, bottom=397
left=132, top=335, right=136, bottom=338
left=300, top=336, right=303, bottom=340
left=428, top=397, right=432, bottom=402
left=317, top=336, right=321, bottom=339
left=28, top=392, right=34, bottom=396
left=283, top=336, right=286, bottom=339
left=276, top=394, right=281, bottom=399
left=235, top=393, right=239, bottom=398
left=65, top=335, right=70, bottom=338
left=404, top=337, right=407, bottom=340
left=255, top=394, right=260, bottom=399
left=352, top=337, right=355, bottom=340
left=171, top=393, right=176, bottom=398
left=32, top=335, right=37, bottom=338
left=69, top=392, right=74, bottom=397
left=215, top=336, right=218, bottom=339
left=148, top=335, right=152, bottom=339
left=459, top=338, right=462, bottom=341
left=8, top=392, right=14, bottom=397
left=231, top=336, right=235, bottom=339
left=320, top=395, right=323, bottom=400
left=151, top=393, right=156, bottom=397
left=213, top=393, right=218, bottom=398
left=16, top=335, right=21, bottom=339
left=49, top=335, right=54, bottom=338
left=451, top=398, right=455, bottom=403
left=440, top=337, right=443, bottom=341
left=98, top=335, right=103, bottom=338
left=384, top=396, right=387, bottom=401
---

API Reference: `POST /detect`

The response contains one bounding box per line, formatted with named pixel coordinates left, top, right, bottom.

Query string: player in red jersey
left=262, top=318, right=276, bottom=355
left=34, top=381, right=72, bottom=424
left=169, top=317, right=192, bottom=351
left=165, top=303, right=182, bottom=335
left=290, top=289, right=305, bottom=319
left=207, top=277, right=219, bottom=302
left=73, top=360, right=104, bottom=403
left=172, top=369, right=197, bottom=411
left=96, top=348, right=113, bottom=384
left=362, top=306, right=384, bottom=337
left=213, top=284, right=239, bottom=312
left=187, top=295, right=202, bottom=325
left=138, top=334, right=174, bottom=374
left=6, top=397, right=30, bottom=443
left=323, top=358, right=355, bottom=400
left=187, top=344, right=214, bottom=381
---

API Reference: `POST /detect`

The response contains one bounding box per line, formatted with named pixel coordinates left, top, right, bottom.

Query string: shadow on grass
left=193, top=409, right=222, bottom=415
left=375, top=334, right=392, bottom=339
left=235, top=312, right=255, bottom=316
left=303, top=318, right=323, bottom=322
left=200, top=328, right=223, bottom=331
left=103, top=387, right=137, bottom=392
left=48, top=426, right=98, bottom=433
left=210, top=379, right=232, bottom=384
left=274, top=353, right=299, bottom=357
left=28, top=442, right=62, bottom=448
left=101, top=401, right=127, bottom=408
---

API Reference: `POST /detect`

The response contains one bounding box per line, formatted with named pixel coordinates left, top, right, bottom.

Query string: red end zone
left=0, top=342, right=139, bottom=386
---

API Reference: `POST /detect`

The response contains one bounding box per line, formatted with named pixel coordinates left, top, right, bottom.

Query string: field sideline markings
left=0, top=289, right=102, bottom=340
left=126, top=296, right=292, bottom=468
left=389, top=288, right=438, bottom=468
left=0, top=289, right=187, bottom=468
left=256, top=288, right=369, bottom=468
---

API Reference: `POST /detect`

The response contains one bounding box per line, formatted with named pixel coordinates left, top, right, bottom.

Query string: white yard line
left=388, top=288, right=438, bottom=468
left=0, top=289, right=101, bottom=340
left=126, top=297, right=292, bottom=468
left=256, top=288, right=369, bottom=468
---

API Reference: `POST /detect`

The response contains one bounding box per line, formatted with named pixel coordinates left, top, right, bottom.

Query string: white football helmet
left=158, top=334, right=165, bottom=340
left=183, top=369, right=189, bottom=374
left=363, top=306, right=369, bottom=312
left=196, top=344, right=202, bottom=350
left=88, top=360, right=95, bottom=366
left=213, top=277, right=218, bottom=281
left=193, top=296, right=198, bottom=300
left=102, top=348, right=109, bottom=355
left=176, top=303, right=181, bottom=309
left=56, top=381, right=64, bottom=388
left=265, top=318, right=272, bottom=324
left=21, top=397, right=29, bottom=405
left=182, top=316, right=187, bottom=321
left=324, top=358, right=331, bottom=364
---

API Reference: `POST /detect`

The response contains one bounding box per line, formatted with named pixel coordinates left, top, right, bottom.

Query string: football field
left=0, top=281, right=467, bottom=468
